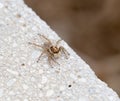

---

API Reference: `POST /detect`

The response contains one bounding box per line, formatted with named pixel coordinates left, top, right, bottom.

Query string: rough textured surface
left=24, top=0, right=120, bottom=96
left=0, top=0, right=119, bottom=101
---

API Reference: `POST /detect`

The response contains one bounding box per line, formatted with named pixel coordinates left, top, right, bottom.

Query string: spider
left=29, top=34, right=69, bottom=66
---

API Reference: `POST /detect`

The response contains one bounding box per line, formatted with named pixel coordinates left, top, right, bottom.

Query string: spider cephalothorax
left=29, top=34, right=69, bottom=66
left=49, top=46, right=60, bottom=54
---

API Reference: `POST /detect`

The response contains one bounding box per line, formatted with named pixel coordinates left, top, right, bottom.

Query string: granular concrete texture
left=0, top=0, right=119, bottom=101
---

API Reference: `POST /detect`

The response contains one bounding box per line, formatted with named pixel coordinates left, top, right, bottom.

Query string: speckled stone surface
left=0, top=0, right=120, bottom=101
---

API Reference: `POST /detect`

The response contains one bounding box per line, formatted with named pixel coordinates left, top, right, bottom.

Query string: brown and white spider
left=29, top=34, right=69, bottom=66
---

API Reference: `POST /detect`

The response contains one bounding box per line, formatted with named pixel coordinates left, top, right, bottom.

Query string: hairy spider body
left=29, top=34, right=69, bottom=66
left=50, top=46, right=60, bottom=54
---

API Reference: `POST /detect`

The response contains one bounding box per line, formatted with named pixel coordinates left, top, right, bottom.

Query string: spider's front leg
left=38, top=34, right=52, bottom=44
left=28, top=42, right=42, bottom=48
left=60, top=46, right=70, bottom=59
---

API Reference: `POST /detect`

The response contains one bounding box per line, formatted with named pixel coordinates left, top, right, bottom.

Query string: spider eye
left=50, top=46, right=59, bottom=53
left=50, top=46, right=54, bottom=50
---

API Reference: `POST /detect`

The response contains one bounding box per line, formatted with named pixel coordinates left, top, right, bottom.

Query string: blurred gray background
left=24, top=0, right=120, bottom=95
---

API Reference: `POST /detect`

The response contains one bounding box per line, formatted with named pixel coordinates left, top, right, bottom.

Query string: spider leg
left=37, top=51, right=45, bottom=63
left=56, top=39, right=62, bottom=46
left=48, top=55, right=60, bottom=67
left=60, top=46, right=70, bottom=59
left=48, top=56, right=53, bottom=67
left=28, top=42, right=42, bottom=48
left=38, top=34, right=52, bottom=44
left=51, top=56, right=60, bottom=65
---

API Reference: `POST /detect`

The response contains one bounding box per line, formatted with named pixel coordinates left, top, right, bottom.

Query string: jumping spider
left=29, top=34, right=69, bottom=66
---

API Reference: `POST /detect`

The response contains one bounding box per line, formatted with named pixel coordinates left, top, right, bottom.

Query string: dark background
left=25, top=0, right=120, bottom=95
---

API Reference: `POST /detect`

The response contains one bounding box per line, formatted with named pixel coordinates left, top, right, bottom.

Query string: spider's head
left=50, top=46, right=60, bottom=54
